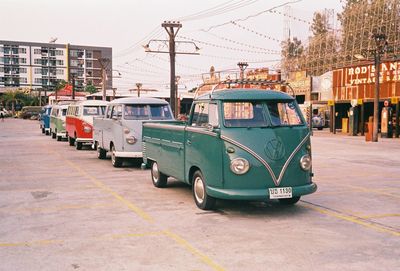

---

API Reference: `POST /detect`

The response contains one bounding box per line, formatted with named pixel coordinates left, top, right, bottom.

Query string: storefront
left=332, top=60, right=400, bottom=136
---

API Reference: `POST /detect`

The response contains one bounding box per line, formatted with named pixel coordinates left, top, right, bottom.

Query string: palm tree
left=1, top=90, right=26, bottom=115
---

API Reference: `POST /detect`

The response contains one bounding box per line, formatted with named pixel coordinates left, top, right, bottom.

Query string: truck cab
left=143, top=88, right=317, bottom=210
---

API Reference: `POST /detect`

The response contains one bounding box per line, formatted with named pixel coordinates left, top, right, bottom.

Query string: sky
left=0, top=0, right=343, bottom=92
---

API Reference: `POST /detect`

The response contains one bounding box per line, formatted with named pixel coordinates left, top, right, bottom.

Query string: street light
left=372, top=33, right=388, bottom=142
left=354, top=33, right=388, bottom=142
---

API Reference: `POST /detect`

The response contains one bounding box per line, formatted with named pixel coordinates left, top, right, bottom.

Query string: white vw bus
left=93, top=97, right=173, bottom=167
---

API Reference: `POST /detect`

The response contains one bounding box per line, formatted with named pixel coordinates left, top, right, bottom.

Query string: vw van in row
left=39, top=105, right=52, bottom=135
left=50, top=103, right=70, bottom=141
left=142, top=87, right=317, bottom=210
left=94, top=97, right=173, bottom=167
left=66, top=100, right=108, bottom=150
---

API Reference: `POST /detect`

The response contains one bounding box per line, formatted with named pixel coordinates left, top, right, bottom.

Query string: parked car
left=142, top=89, right=317, bottom=210
left=20, top=106, right=42, bottom=119
left=39, top=105, right=52, bottom=135
left=66, top=100, right=108, bottom=150
left=50, top=103, right=70, bottom=141
left=94, top=97, right=173, bottom=167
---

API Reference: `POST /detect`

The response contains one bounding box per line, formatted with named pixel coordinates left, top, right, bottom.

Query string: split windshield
left=124, top=104, right=172, bottom=120
left=223, top=101, right=304, bottom=128
left=83, top=106, right=106, bottom=116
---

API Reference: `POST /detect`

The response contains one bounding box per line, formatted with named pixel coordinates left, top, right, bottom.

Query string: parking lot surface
left=0, top=119, right=399, bottom=271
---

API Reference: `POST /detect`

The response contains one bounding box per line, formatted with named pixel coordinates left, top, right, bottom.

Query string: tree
left=281, top=37, right=304, bottom=73
left=1, top=90, right=28, bottom=114
left=311, top=12, right=328, bottom=36
left=85, top=84, right=98, bottom=94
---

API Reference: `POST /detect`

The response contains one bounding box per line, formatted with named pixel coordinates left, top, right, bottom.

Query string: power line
left=178, top=35, right=280, bottom=55
left=177, top=0, right=261, bottom=22
left=201, top=0, right=303, bottom=32
left=230, top=21, right=282, bottom=43
left=201, top=31, right=280, bottom=52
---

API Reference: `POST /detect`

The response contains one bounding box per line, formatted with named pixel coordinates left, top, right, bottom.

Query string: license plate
left=269, top=187, right=292, bottom=199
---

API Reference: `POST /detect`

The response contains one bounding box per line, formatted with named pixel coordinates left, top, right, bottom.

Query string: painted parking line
left=360, top=213, right=400, bottom=219
left=58, top=156, right=225, bottom=271
left=0, top=239, right=62, bottom=247
left=0, top=202, right=119, bottom=215
left=301, top=201, right=400, bottom=237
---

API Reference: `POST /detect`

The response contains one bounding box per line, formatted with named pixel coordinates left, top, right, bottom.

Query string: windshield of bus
left=223, top=101, right=303, bottom=128
left=83, top=106, right=106, bottom=116
left=124, top=104, right=172, bottom=120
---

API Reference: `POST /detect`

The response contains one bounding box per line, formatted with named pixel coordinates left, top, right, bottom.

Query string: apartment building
left=0, top=40, right=112, bottom=91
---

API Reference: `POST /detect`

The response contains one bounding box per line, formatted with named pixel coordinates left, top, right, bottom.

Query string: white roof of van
left=108, top=97, right=169, bottom=105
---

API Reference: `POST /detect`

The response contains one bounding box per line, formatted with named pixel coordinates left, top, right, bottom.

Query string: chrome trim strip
left=276, top=133, right=310, bottom=184
left=221, top=135, right=278, bottom=185
left=185, top=127, right=217, bottom=137
left=143, top=123, right=185, bottom=131
left=221, top=133, right=310, bottom=186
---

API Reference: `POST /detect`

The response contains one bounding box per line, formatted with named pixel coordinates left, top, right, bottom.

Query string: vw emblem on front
left=264, top=138, right=285, bottom=160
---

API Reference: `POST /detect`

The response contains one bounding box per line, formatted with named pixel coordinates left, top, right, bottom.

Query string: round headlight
left=126, top=136, right=137, bottom=145
left=83, top=126, right=92, bottom=133
left=230, top=158, right=250, bottom=175
left=300, top=154, right=311, bottom=171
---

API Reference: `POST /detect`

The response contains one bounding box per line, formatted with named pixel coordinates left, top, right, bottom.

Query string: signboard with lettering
left=333, top=61, right=400, bottom=101
left=286, top=71, right=310, bottom=96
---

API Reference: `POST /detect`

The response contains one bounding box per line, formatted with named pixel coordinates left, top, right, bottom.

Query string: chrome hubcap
left=152, top=163, right=159, bottom=182
left=111, top=147, right=116, bottom=164
left=194, top=177, right=205, bottom=204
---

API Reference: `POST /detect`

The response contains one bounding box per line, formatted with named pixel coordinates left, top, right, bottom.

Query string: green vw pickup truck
left=142, top=88, right=317, bottom=210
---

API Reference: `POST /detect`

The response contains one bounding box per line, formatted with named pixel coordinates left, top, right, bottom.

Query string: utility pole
left=162, top=21, right=181, bottom=118
left=237, top=62, right=248, bottom=80
left=144, top=21, right=199, bottom=118
left=136, top=83, right=142, bottom=98
left=98, top=58, right=110, bottom=101
left=71, top=73, right=76, bottom=100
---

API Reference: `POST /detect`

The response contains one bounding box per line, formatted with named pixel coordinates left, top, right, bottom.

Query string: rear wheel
left=278, top=196, right=301, bottom=205
left=96, top=143, right=107, bottom=159
left=45, top=130, right=50, bottom=136
left=52, top=132, right=56, bottom=139
left=56, top=135, right=62, bottom=141
left=151, top=161, right=168, bottom=188
left=41, top=128, right=45, bottom=134
left=192, top=170, right=216, bottom=210
left=68, top=136, right=75, bottom=146
left=111, top=145, right=123, bottom=167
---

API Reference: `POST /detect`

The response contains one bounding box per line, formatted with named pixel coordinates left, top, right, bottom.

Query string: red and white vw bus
left=66, top=100, right=108, bottom=150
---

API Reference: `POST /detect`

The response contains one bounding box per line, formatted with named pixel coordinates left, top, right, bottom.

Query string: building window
left=56, top=60, right=64, bottom=66
left=70, top=50, right=79, bottom=57
left=34, top=59, right=43, bottom=65
left=55, top=50, right=63, bottom=56
left=86, top=51, right=93, bottom=58
left=34, top=48, right=41, bottom=54
left=20, top=77, right=27, bottom=83
left=34, top=68, right=42, bottom=74
left=56, top=69, right=64, bottom=75
left=18, top=48, right=27, bottom=54
left=19, top=68, right=27, bottom=73
left=86, top=60, right=93, bottom=68
left=20, top=58, right=26, bottom=64
left=34, top=78, right=43, bottom=84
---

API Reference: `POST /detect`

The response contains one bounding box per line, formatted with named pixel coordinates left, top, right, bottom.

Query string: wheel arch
left=188, top=166, right=201, bottom=185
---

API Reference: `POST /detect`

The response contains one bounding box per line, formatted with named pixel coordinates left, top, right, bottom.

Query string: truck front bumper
left=114, top=151, right=143, bottom=158
left=207, top=182, right=317, bottom=201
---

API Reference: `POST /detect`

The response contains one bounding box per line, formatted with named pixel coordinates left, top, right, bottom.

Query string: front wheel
left=111, top=145, right=123, bottom=167
left=278, top=196, right=301, bottom=205
left=151, top=161, right=168, bottom=188
left=41, top=128, right=45, bottom=134
left=192, top=170, right=216, bottom=210
left=52, top=132, right=56, bottom=139
left=75, top=141, right=83, bottom=150
left=56, top=135, right=62, bottom=141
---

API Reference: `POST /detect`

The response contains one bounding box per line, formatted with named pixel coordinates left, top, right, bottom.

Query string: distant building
left=0, top=40, right=112, bottom=91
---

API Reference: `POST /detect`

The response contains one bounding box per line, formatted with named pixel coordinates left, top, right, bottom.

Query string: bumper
left=75, top=137, right=93, bottom=144
left=56, top=131, right=67, bottom=138
left=114, top=151, right=143, bottom=158
left=207, top=182, right=317, bottom=200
